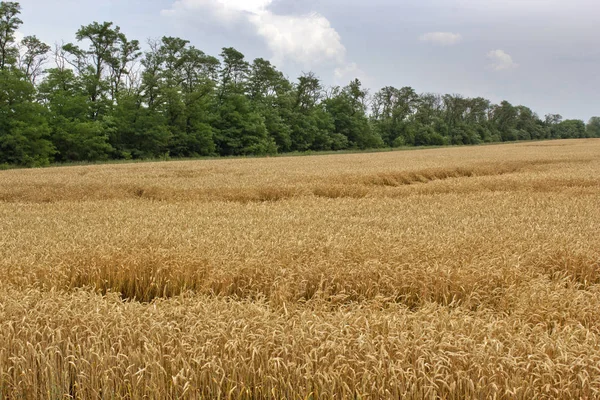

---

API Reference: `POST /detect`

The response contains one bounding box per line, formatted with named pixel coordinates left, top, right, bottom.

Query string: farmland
left=1, top=139, right=600, bottom=399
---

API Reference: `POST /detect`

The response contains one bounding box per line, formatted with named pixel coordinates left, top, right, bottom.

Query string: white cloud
left=419, top=32, right=462, bottom=46
left=161, top=0, right=250, bottom=26
left=487, top=49, right=518, bottom=70
left=14, top=31, right=24, bottom=44
left=214, top=0, right=272, bottom=14
left=250, top=12, right=346, bottom=67
left=14, top=31, right=26, bottom=58
left=163, top=0, right=352, bottom=70
left=334, top=62, right=369, bottom=85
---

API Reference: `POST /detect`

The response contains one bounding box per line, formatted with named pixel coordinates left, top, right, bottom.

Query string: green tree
left=108, top=34, right=141, bottom=99
left=586, top=117, right=600, bottom=138
left=545, top=114, right=563, bottom=138
left=214, top=93, right=274, bottom=155
left=0, top=3, right=590, bottom=166
left=132, top=37, right=218, bottom=158
left=325, top=79, right=383, bottom=149
left=371, top=86, right=419, bottom=146
left=555, top=119, right=586, bottom=139
left=248, top=58, right=293, bottom=151
left=62, top=21, right=137, bottom=119
left=515, top=106, right=546, bottom=140
left=214, top=48, right=273, bottom=155
left=287, top=73, right=338, bottom=151
left=109, top=93, right=170, bottom=159
left=219, top=47, right=249, bottom=92
left=0, top=69, right=54, bottom=165
left=0, top=3, right=53, bottom=166
left=175, top=46, right=219, bottom=157
left=17, top=35, right=50, bottom=84
left=491, top=101, right=518, bottom=141
left=0, top=1, right=21, bottom=70
left=38, top=68, right=113, bottom=161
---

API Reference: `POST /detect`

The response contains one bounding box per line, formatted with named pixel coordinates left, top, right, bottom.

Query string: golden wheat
left=1, top=139, right=600, bottom=399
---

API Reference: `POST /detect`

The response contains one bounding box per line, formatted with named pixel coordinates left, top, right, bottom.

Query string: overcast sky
left=17, top=0, right=600, bottom=120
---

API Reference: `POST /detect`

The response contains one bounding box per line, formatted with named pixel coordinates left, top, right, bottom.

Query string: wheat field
left=1, top=139, right=600, bottom=399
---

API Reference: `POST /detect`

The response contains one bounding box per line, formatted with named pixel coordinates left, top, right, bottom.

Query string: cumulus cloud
left=13, top=31, right=26, bottom=58
left=487, top=49, right=518, bottom=70
left=14, top=30, right=24, bottom=43
left=250, top=11, right=346, bottom=67
left=162, top=0, right=272, bottom=25
left=419, top=32, right=462, bottom=46
left=333, top=62, right=369, bottom=85
left=217, top=0, right=272, bottom=14
left=162, top=0, right=352, bottom=70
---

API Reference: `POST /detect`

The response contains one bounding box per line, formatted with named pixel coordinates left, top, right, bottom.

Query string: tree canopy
left=0, top=1, right=598, bottom=167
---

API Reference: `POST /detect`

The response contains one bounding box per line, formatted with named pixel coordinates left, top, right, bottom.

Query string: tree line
left=1, top=2, right=599, bottom=167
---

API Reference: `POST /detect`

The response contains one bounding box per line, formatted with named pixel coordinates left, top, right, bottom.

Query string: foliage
left=0, top=69, right=54, bottom=166
left=0, top=0, right=597, bottom=167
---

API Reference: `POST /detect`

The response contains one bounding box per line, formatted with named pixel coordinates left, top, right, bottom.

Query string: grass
left=1, top=139, right=600, bottom=398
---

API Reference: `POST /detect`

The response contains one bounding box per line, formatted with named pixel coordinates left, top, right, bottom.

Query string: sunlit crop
left=1, top=139, right=600, bottom=399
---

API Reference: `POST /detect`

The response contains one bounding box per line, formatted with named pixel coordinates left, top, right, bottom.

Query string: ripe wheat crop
left=1, top=140, right=600, bottom=399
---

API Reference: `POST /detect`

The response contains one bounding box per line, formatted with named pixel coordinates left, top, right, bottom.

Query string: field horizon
left=2, top=138, right=550, bottom=173
left=2, top=138, right=600, bottom=399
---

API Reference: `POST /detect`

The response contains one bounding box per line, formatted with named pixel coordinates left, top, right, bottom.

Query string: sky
left=16, top=0, right=600, bottom=121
